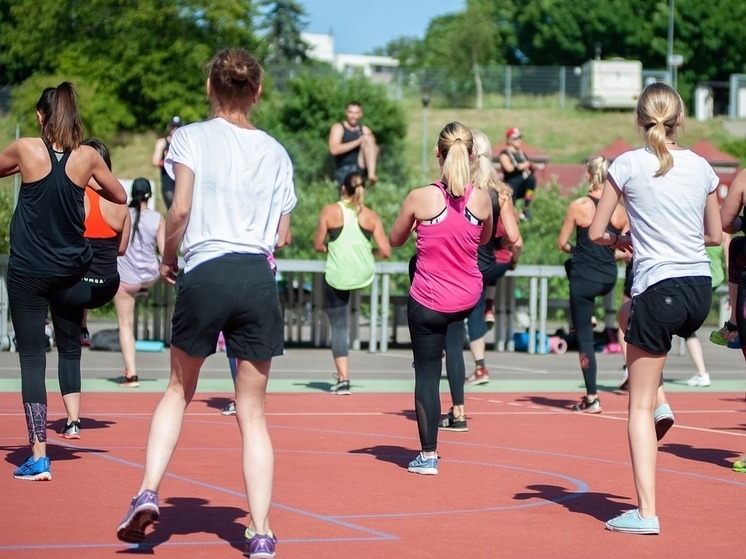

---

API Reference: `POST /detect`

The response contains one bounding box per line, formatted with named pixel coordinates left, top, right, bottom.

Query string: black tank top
left=86, top=237, right=119, bottom=279
left=571, top=197, right=619, bottom=284
left=477, top=189, right=500, bottom=271
left=334, top=125, right=363, bottom=168
left=9, top=142, right=93, bottom=277
left=500, top=148, right=529, bottom=182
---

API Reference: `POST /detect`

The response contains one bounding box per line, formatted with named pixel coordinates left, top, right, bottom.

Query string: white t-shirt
left=165, top=117, right=297, bottom=272
left=608, top=147, right=718, bottom=297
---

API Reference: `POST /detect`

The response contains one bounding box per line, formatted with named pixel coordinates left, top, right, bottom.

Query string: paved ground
left=0, top=319, right=744, bottom=399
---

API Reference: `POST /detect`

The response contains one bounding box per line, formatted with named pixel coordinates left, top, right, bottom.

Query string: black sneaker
left=220, top=400, right=236, bottom=416
left=59, top=420, right=81, bottom=439
left=80, top=328, right=91, bottom=347
left=572, top=396, right=602, bottom=414
left=438, top=408, right=468, bottom=432
left=330, top=380, right=351, bottom=395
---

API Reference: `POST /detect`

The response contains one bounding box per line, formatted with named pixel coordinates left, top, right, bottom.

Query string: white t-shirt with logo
left=166, top=117, right=297, bottom=272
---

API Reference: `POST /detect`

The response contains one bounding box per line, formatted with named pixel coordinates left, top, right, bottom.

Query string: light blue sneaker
left=13, top=456, right=51, bottom=481
left=605, top=509, right=660, bottom=534
left=408, top=452, right=438, bottom=475
left=654, top=404, right=675, bottom=441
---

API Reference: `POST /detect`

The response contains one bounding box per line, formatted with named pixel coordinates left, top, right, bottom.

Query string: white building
left=302, top=32, right=399, bottom=84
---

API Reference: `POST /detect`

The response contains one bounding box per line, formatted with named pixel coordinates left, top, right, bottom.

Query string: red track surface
left=1, top=391, right=744, bottom=558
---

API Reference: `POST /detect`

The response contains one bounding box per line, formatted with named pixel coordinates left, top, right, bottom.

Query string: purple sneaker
left=117, top=490, right=159, bottom=543
left=244, top=529, right=277, bottom=558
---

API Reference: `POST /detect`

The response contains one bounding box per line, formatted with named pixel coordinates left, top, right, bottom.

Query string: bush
left=11, top=74, right=135, bottom=143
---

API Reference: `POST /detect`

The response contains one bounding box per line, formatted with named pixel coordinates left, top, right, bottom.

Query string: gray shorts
left=335, top=163, right=364, bottom=186
left=625, top=276, right=711, bottom=355
left=170, top=253, right=284, bottom=360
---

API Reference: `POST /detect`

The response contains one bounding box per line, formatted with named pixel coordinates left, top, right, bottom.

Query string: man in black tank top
left=328, top=101, right=379, bottom=186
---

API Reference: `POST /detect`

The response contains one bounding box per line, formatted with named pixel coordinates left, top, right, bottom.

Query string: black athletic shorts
left=625, top=276, right=711, bottom=355
left=170, top=253, right=284, bottom=360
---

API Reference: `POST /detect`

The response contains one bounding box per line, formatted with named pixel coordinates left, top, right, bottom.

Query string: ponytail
left=341, top=171, right=366, bottom=213
left=636, top=82, right=683, bottom=177
left=36, top=82, right=83, bottom=151
left=438, top=121, right=473, bottom=197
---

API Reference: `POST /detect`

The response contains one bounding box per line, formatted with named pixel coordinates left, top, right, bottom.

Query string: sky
left=299, top=0, right=465, bottom=55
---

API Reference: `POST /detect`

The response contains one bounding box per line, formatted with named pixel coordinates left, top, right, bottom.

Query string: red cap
left=506, top=127, right=522, bottom=140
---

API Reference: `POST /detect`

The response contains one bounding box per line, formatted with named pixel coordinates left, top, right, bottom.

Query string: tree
left=373, top=36, right=426, bottom=72
left=257, top=0, right=309, bottom=64
left=0, top=0, right=261, bottom=138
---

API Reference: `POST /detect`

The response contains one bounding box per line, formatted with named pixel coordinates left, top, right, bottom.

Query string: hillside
left=1, top=100, right=742, bottom=192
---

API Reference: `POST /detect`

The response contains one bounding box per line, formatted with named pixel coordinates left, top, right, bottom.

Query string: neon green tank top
left=325, top=201, right=375, bottom=290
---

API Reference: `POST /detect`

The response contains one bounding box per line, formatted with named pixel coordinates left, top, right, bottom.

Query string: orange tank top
left=84, top=187, right=117, bottom=239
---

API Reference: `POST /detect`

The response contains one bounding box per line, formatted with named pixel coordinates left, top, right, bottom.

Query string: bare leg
left=139, top=346, right=203, bottom=492
left=62, top=392, right=81, bottom=423
left=469, top=336, right=486, bottom=364
left=729, top=281, right=737, bottom=325
left=685, top=336, right=707, bottom=376
left=114, top=292, right=138, bottom=378
left=234, top=358, right=274, bottom=535
left=358, top=134, right=379, bottom=184
left=618, top=296, right=631, bottom=364
left=333, top=356, right=349, bottom=381
left=626, top=344, right=665, bottom=518
left=32, top=435, right=46, bottom=460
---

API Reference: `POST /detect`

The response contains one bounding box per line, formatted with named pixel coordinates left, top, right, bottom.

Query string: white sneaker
left=687, top=373, right=711, bottom=387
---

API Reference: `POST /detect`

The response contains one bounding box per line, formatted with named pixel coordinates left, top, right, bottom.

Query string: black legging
left=9, top=270, right=86, bottom=403
left=569, top=273, right=616, bottom=395
left=9, top=270, right=85, bottom=444
left=444, top=321, right=466, bottom=407
left=507, top=173, right=536, bottom=206
left=50, top=276, right=120, bottom=395
left=323, top=278, right=352, bottom=359
left=408, top=296, right=473, bottom=452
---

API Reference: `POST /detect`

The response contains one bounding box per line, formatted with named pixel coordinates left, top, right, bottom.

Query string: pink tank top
left=410, top=182, right=483, bottom=313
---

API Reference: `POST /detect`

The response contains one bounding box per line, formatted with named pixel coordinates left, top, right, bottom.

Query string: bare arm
left=0, top=140, right=21, bottom=178
left=371, top=212, right=391, bottom=259
left=704, top=191, right=723, bottom=246
left=328, top=123, right=361, bottom=156
left=497, top=152, right=515, bottom=174
left=389, top=192, right=418, bottom=247
left=152, top=138, right=167, bottom=167
left=557, top=201, right=578, bottom=253
left=160, top=162, right=193, bottom=284
left=117, top=211, right=131, bottom=256
left=497, top=195, right=520, bottom=247
left=474, top=190, right=493, bottom=245
left=589, top=179, right=628, bottom=250
left=313, top=206, right=331, bottom=253
left=276, top=213, right=292, bottom=249
left=720, top=169, right=746, bottom=233
left=88, top=149, right=127, bottom=204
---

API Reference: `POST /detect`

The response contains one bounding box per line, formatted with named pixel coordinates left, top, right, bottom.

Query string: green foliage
left=0, top=186, right=13, bottom=253
left=518, top=183, right=572, bottom=268
left=10, top=75, right=134, bottom=141
left=0, top=0, right=260, bottom=135
left=256, top=71, right=408, bottom=185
